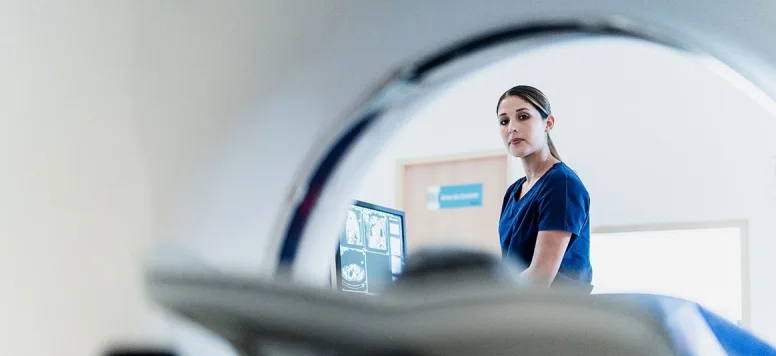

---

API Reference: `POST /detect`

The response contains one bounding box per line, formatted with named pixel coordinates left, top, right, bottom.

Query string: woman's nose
left=507, top=122, right=519, bottom=133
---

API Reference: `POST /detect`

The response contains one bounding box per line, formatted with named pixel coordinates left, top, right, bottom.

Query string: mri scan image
left=340, top=247, right=367, bottom=293
left=343, top=209, right=364, bottom=247
left=366, top=214, right=388, bottom=251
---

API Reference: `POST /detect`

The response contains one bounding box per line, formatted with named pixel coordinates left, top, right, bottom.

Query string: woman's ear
left=545, top=114, right=555, bottom=132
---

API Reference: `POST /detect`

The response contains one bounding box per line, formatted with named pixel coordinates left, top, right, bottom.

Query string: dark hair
left=496, top=85, right=561, bottom=161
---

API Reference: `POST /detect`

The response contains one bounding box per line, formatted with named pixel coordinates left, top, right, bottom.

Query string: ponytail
left=547, top=134, right=562, bottom=161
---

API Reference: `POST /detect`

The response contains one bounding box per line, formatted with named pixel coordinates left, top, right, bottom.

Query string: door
left=400, top=153, right=509, bottom=256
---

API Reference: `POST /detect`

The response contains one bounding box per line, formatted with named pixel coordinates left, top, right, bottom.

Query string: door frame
left=395, top=150, right=512, bottom=210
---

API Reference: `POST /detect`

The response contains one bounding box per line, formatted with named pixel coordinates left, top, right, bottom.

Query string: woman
left=496, top=85, right=592, bottom=290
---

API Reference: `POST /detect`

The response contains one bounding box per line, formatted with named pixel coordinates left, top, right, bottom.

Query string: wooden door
left=401, top=154, right=509, bottom=256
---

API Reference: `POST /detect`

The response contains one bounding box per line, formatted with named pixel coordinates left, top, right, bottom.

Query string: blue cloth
left=604, top=293, right=776, bottom=355
left=499, top=162, right=592, bottom=285
left=697, top=306, right=776, bottom=356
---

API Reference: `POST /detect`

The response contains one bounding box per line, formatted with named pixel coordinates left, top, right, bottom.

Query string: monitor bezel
left=333, top=200, right=407, bottom=293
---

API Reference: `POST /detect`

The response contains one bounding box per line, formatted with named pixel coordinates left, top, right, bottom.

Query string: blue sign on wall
left=426, top=183, right=483, bottom=210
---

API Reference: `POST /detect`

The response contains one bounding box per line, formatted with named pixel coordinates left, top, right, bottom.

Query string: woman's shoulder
left=542, top=163, right=588, bottom=193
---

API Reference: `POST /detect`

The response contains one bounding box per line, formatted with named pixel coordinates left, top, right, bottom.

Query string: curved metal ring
left=277, top=19, right=692, bottom=270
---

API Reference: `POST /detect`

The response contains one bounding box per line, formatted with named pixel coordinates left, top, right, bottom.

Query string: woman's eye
left=519, top=114, right=530, bottom=120
left=500, top=119, right=508, bottom=125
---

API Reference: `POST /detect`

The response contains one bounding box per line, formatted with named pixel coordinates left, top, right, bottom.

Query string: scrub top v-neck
left=498, top=162, right=592, bottom=285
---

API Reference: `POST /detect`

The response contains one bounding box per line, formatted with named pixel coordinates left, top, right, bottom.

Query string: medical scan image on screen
left=338, top=202, right=405, bottom=295
left=340, top=247, right=367, bottom=292
left=366, top=214, right=388, bottom=251
left=344, top=210, right=364, bottom=246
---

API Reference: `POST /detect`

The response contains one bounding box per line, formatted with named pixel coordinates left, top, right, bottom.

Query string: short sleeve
left=536, top=173, right=589, bottom=236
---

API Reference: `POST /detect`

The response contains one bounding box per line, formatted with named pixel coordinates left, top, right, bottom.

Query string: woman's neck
left=521, top=148, right=559, bottom=182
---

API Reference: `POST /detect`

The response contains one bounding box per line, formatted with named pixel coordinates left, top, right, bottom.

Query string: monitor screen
left=335, top=200, right=406, bottom=295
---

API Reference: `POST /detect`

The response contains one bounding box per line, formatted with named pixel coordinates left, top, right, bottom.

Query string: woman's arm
left=520, top=230, right=572, bottom=287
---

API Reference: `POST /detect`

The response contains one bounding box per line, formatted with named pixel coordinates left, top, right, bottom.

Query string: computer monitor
left=334, top=200, right=406, bottom=295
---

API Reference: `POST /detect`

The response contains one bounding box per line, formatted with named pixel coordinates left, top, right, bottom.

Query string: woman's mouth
left=510, top=138, right=524, bottom=145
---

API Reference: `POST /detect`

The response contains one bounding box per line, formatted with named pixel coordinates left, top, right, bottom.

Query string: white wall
left=355, top=37, right=776, bottom=342
left=0, top=2, right=170, bottom=355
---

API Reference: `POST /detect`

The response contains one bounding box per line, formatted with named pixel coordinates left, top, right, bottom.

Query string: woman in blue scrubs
left=497, top=85, right=592, bottom=290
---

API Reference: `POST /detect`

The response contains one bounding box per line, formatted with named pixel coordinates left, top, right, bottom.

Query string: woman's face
left=497, top=95, right=554, bottom=158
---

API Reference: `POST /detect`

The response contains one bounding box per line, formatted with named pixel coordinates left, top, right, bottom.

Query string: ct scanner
left=114, top=1, right=776, bottom=355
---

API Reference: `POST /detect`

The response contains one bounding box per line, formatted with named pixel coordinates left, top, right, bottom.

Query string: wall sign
left=426, top=183, right=483, bottom=210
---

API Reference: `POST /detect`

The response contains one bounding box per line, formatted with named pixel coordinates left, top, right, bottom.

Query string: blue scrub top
left=499, top=162, right=592, bottom=285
